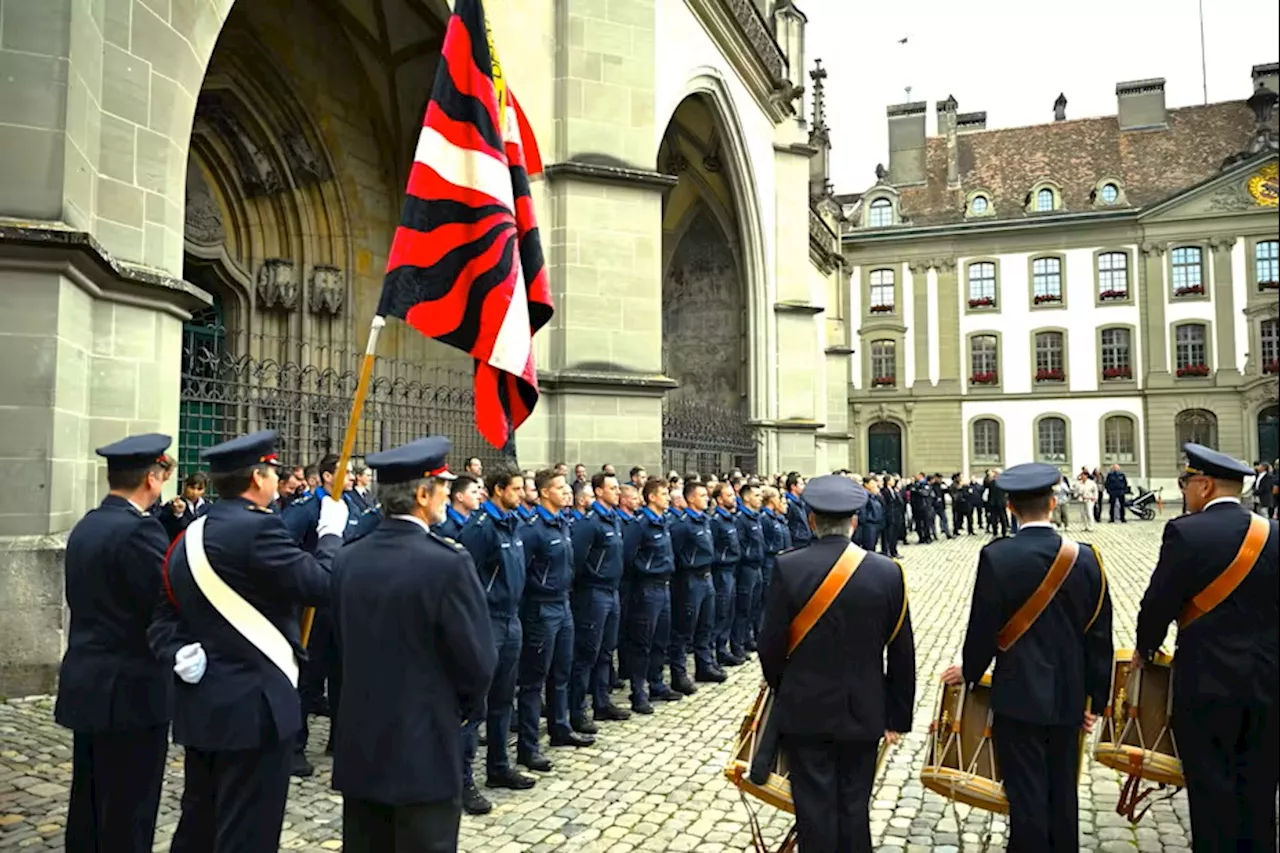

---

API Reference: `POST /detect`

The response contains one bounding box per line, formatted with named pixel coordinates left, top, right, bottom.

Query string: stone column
left=1139, top=242, right=1169, bottom=378
left=909, top=260, right=931, bottom=391
left=935, top=258, right=961, bottom=388
left=1210, top=236, right=1238, bottom=374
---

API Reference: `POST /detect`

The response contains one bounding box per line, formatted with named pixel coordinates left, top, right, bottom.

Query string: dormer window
left=1100, top=183, right=1119, bottom=204
left=965, top=190, right=995, bottom=219
left=971, top=196, right=988, bottom=214
left=1026, top=181, right=1062, bottom=214
left=1035, top=188, right=1055, bottom=212
left=868, top=198, right=893, bottom=228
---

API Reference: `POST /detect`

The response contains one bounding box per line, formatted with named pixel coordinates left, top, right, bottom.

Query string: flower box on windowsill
left=1259, top=280, right=1279, bottom=292
left=871, top=376, right=896, bottom=388
left=1099, top=289, right=1129, bottom=302
left=1174, top=285, right=1205, bottom=297
left=1264, top=360, right=1280, bottom=376
left=970, top=372, right=998, bottom=385
left=1176, top=364, right=1210, bottom=378
left=869, top=304, right=895, bottom=314
left=1035, top=368, right=1066, bottom=383
left=1033, top=293, right=1062, bottom=305
left=1102, top=366, right=1133, bottom=381
left=968, top=296, right=996, bottom=309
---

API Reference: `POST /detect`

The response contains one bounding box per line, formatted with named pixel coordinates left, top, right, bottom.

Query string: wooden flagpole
left=300, top=314, right=386, bottom=648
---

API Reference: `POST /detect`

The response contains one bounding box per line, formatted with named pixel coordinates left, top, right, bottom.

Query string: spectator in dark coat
left=1104, top=464, right=1129, bottom=523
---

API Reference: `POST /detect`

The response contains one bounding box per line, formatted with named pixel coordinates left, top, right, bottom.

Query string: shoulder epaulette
left=430, top=532, right=465, bottom=551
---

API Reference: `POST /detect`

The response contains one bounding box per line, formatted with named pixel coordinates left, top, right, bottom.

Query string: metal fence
left=661, top=398, right=759, bottom=477
left=178, top=325, right=516, bottom=477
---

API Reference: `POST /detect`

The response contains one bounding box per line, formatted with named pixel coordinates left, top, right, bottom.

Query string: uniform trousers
left=668, top=570, right=716, bottom=677
left=1108, top=492, right=1126, bottom=522
left=988, top=507, right=1008, bottom=537
left=66, top=725, right=168, bottom=853
left=1173, top=697, right=1279, bottom=852
left=569, top=586, right=619, bottom=719
left=730, top=563, right=761, bottom=655
left=625, top=578, right=671, bottom=704
left=991, top=714, right=1078, bottom=852
left=341, top=797, right=461, bottom=853
left=614, top=577, right=630, bottom=686
left=711, top=564, right=737, bottom=657
left=298, top=606, right=342, bottom=756
left=516, top=598, right=574, bottom=756
left=461, top=612, right=521, bottom=780
left=751, top=560, right=773, bottom=638
left=784, top=734, right=878, bottom=853
left=953, top=504, right=973, bottom=535
left=169, top=737, right=293, bottom=853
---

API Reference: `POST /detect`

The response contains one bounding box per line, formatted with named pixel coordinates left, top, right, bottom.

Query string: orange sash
left=1180, top=514, right=1270, bottom=627
left=997, top=539, right=1080, bottom=651
left=787, top=544, right=866, bottom=654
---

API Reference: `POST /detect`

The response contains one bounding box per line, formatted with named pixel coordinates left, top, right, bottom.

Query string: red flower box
left=1035, top=368, right=1066, bottom=382
left=1259, top=280, right=1279, bottom=292
left=968, top=296, right=996, bottom=308
left=1034, top=293, right=1062, bottom=305
left=870, top=304, right=895, bottom=314
left=1176, top=364, right=1210, bottom=377
left=1264, top=360, right=1279, bottom=375
left=872, top=376, right=896, bottom=387
left=1099, top=289, right=1128, bottom=301
left=1102, top=366, right=1132, bottom=380
left=970, top=371, right=998, bottom=385
left=1174, top=284, right=1205, bottom=297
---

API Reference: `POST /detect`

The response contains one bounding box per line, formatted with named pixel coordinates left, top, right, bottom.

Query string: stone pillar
left=909, top=260, right=931, bottom=390
left=935, top=258, right=961, bottom=388
left=1210, top=236, right=1238, bottom=374
left=1140, top=242, right=1169, bottom=377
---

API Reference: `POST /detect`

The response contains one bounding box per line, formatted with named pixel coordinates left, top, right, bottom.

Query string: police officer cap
left=365, top=436, right=457, bottom=485
left=1183, top=443, right=1252, bottom=481
left=804, top=474, right=869, bottom=516
left=995, top=462, right=1061, bottom=496
left=95, top=433, right=171, bottom=472
left=200, top=430, right=281, bottom=474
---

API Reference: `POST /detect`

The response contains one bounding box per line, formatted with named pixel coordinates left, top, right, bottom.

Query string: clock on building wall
left=1248, top=162, right=1279, bottom=207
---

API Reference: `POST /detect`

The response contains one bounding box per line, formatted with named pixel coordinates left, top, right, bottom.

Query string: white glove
left=174, top=642, right=207, bottom=684
left=317, top=496, right=351, bottom=539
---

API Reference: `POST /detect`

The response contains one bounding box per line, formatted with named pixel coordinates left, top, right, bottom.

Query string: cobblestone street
left=0, top=513, right=1201, bottom=852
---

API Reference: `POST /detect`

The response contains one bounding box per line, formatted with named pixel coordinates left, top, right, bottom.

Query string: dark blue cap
left=996, top=462, right=1062, bottom=495
left=804, top=474, right=869, bottom=516
left=365, top=436, right=456, bottom=485
left=95, top=433, right=172, bottom=472
left=199, top=430, right=281, bottom=474
left=1183, top=443, right=1252, bottom=481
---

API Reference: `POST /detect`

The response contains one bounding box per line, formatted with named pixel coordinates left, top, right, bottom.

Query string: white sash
left=183, top=516, right=300, bottom=688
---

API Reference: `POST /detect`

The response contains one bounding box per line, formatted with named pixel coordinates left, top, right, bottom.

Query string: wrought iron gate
left=661, top=398, right=758, bottom=477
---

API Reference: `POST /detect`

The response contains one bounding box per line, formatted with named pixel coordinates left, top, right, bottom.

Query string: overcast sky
left=801, top=0, right=1280, bottom=194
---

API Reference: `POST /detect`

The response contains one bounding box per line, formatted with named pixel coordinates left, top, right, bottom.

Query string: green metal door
left=1259, top=406, right=1279, bottom=465
left=867, top=422, right=903, bottom=475
left=179, top=297, right=228, bottom=477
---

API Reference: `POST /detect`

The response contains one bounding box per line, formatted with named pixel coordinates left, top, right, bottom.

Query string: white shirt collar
left=390, top=514, right=431, bottom=533
left=1017, top=520, right=1056, bottom=530
left=1203, top=496, right=1242, bottom=510
left=128, top=498, right=148, bottom=514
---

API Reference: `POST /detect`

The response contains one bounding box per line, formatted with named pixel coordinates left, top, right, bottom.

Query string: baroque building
left=841, top=64, right=1280, bottom=491
left=0, top=0, right=847, bottom=693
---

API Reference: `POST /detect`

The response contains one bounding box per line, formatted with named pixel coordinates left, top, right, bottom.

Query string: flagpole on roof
left=1198, top=0, right=1208, bottom=104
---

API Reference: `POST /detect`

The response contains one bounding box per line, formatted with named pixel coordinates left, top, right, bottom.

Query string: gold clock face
left=1248, top=162, right=1279, bottom=207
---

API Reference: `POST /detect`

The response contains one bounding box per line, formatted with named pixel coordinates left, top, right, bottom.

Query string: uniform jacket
left=515, top=503, right=536, bottom=525
left=983, top=479, right=1006, bottom=511
left=160, top=496, right=210, bottom=541
left=856, top=495, right=884, bottom=551
left=523, top=506, right=575, bottom=601
left=711, top=506, right=742, bottom=567
left=457, top=500, right=527, bottom=615
left=761, top=508, right=791, bottom=560
left=1255, top=471, right=1276, bottom=508
left=148, top=497, right=339, bottom=750
left=330, top=518, right=496, bottom=804
left=571, top=502, right=624, bottom=589
left=961, top=525, right=1113, bottom=727
left=623, top=507, right=674, bottom=580
left=671, top=509, right=715, bottom=573
left=1104, top=470, right=1129, bottom=497
left=785, top=495, right=813, bottom=548
left=1136, top=500, right=1278, bottom=705
left=734, top=505, right=765, bottom=568
left=281, top=487, right=379, bottom=551
left=759, top=535, right=915, bottom=739
left=431, top=505, right=470, bottom=540
left=56, top=496, right=173, bottom=733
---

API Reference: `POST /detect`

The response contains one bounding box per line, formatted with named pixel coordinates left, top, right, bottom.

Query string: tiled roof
left=867, top=100, right=1263, bottom=227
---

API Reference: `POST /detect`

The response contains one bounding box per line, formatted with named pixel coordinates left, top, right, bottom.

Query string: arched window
left=1100, top=327, right=1132, bottom=380
left=1103, top=415, right=1137, bottom=465
left=868, top=198, right=893, bottom=228
left=1097, top=252, right=1129, bottom=300
left=1099, top=183, right=1119, bottom=204
left=1035, top=187, right=1055, bottom=212
left=869, top=269, right=895, bottom=312
left=870, top=340, right=897, bottom=386
left=1036, top=416, right=1068, bottom=464
left=1031, top=256, right=1063, bottom=304
left=972, top=418, right=1001, bottom=464
left=969, top=335, right=998, bottom=384
left=970, top=195, right=989, bottom=215
left=1262, top=319, right=1279, bottom=374
left=1175, top=409, right=1218, bottom=452
left=1174, top=323, right=1208, bottom=375
left=967, top=261, right=997, bottom=308
left=1257, top=240, right=1279, bottom=290
left=1034, top=331, right=1065, bottom=382
left=1171, top=246, right=1204, bottom=297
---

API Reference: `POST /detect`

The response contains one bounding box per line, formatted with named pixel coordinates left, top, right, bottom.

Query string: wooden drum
left=1094, top=649, right=1183, bottom=788
left=921, top=674, right=1008, bottom=814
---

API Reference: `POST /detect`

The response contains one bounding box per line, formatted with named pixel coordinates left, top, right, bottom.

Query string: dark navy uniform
left=709, top=505, right=742, bottom=661
left=957, top=463, right=1112, bottom=853
left=759, top=476, right=915, bottom=853
left=785, top=492, right=813, bottom=548
left=755, top=505, right=792, bottom=638
left=57, top=434, right=174, bottom=853
left=432, top=504, right=470, bottom=539
left=161, top=496, right=210, bottom=541
left=330, top=438, right=497, bottom=853
left=668, top=507, right=719, bottom=685
left=515, top=502, right=536, bottom=525
left=148, top=431, right=342, bottom=853
left=569, top=501, right=625, bottom=723
left=622, top=506, right=677, bottom=709
left=731, top=503, right=765, bottom=656
left=614, top=506, right=638, bottom=691
left=457, top=499, right=529, bottom=786
left=1135, top=445, right=1279, bottom=852
left=855, top=491, right=884, bottom=553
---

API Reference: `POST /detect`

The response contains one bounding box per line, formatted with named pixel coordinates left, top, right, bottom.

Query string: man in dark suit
left=330, top=437, right=498, bottom=853
left=943, top=463, right=1113, bottom=853
left=784, top=473, right=813, bottom=548
left=983, top=470, right=1009, bottom=537
left=148, top=430, right=348, bottom=853
left=57, top=434, right=176, bottom=853
left=1134, top=444, right=1278, bottom=852
left=1104, top=463, right=1129, bottom=523
left=856, top=476, right=884, bottom=552
left=759, top=475, right=916, bottom=853
left=1253, top=462, right=1275, bottom=518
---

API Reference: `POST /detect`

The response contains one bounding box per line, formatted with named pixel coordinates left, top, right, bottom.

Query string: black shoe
left=517, top=751, right=553, bottom=772
left=486, top=768, right=536, bottom=790
left=695, top=669, right=727, bottom=683
left=291, top=754, right=315, bottom=778
left=744, top=640, right=758, bottom=652
left=671, top=675, right=698, bottom=695
left=631, top=699, right=654, bottom=715
left=594, top=703, right=631, bottom=722
left=651, top=688, right=683, bottom=702
left=462, top=783, right=492, bottom=815
left=549, top=729, right=595, bottom=747
left=478, top=732, right=488, bottom=746
left=570, top=717, right=598, bottom=735
left=718, top=653, right=745, bottom=667
left=610, top=677, right=624, bottom=690
left=509, top=719, right=519, bottom=734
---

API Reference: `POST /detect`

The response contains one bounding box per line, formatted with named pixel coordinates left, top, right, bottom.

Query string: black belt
left=636, top=576, right=671, bottom=587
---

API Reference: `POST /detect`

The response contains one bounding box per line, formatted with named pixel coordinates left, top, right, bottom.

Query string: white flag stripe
left=489, top=248, right=532, bottom=376
left=413, top=124, right=516, bottom=213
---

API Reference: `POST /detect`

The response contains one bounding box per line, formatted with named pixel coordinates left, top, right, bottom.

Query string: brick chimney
left=937, top=96, right=959, bottom=189
left=886, top=101, right=927, bottom=185
left=1054, top=93, right=1067, bottom=122
left=1117, top=78, right=1167, bottom=131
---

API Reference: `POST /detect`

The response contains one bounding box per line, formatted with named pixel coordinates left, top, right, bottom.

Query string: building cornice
left=538, top=368, right=679, bottom=397
left=684, top=0, right=796, bottom=123
left=543, top=161, right=680, bottom=193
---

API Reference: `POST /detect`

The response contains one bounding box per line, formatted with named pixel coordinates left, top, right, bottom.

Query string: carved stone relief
left=283, top=130, right=331, bottom=185
left=196, top=95, right=285, bottom=197
left=184, top=160, right=225, bottom=246
left=310, top=266, right=345, bottom=316
left=256, top=259, right=299, bottom=311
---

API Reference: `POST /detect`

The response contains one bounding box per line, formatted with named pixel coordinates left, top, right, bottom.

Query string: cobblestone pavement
left=1, top=512, right=1205, bottom=852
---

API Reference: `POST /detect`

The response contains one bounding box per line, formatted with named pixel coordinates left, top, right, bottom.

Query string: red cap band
left=428, top=465, right=451, bottom=477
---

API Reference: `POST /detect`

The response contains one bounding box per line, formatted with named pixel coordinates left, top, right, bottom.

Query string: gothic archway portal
left=659, top=94, right=757, bottom=476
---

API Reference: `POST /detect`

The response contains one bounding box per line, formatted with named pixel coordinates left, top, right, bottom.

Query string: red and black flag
left=378, top=0, right=552, bottom=449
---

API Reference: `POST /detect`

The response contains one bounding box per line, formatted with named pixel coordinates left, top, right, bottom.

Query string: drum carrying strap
left=996, top=539, right=1080, bottom=652
left=1179, top=514, right=1270, bottom=628
left=787, top=544, right=867, bottom=653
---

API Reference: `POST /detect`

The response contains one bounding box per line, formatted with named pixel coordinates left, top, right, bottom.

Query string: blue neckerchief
left=618, top=507, right=636, bottom=521
left=641, top=507, right=664, bottom=524
left=715, top=506, right=735, bottom=520
left=736, top=496, right=745, bottom=511
left=685, top=508, right=707, bottom=521
left=446, top=506, right=469, bottom=526
left=570, top=508, right=585, bottom=521
left=668, top=507, right=686, bottom=519
left=536, top=505, right=563, bottom=524
left=740, top=504, right=759, bottom=519
left=316, top=486, right=330, bottom=499
left=590, top=501, right=616, bottom=519
left=481, top=499, right=509, bottom=520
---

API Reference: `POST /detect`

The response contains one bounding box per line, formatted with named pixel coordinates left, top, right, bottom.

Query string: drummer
left=942, top=462, right=1112, bottom=853
left=1132, top=444, right=1278, bottom=851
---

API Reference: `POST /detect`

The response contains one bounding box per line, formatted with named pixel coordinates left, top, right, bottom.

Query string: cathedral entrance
left=867, top=422, right=903, bottom=475
left=658, top=95, right=758, bottom=477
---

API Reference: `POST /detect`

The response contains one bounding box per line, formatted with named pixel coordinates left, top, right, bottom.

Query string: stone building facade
left=840, top=64, right=1280, bottom=492
left=0, top=0, right=849, bottom=694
